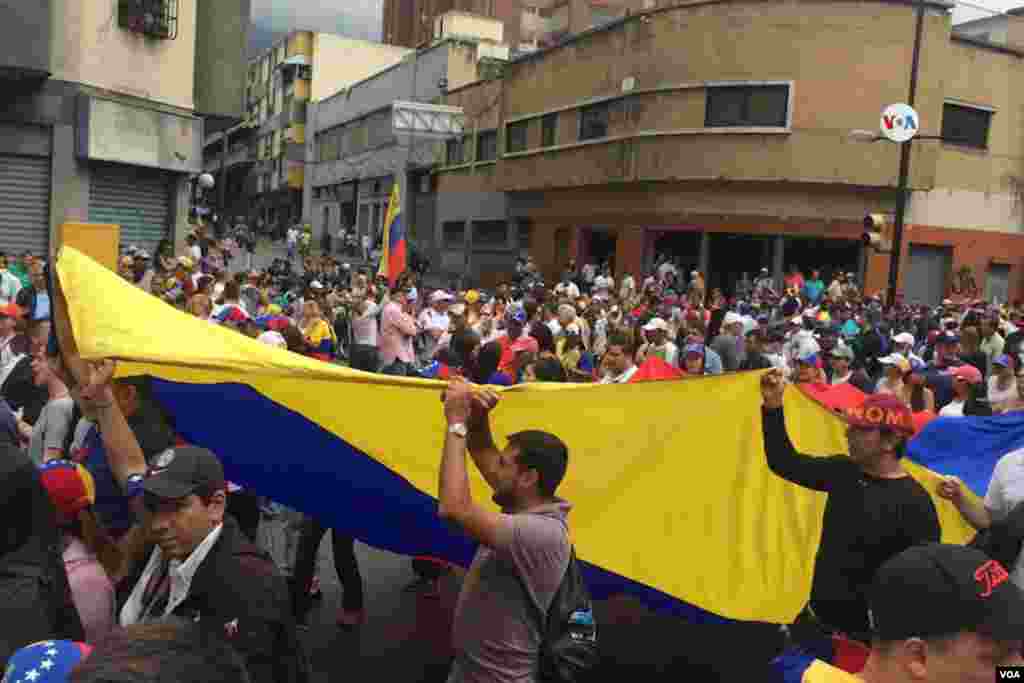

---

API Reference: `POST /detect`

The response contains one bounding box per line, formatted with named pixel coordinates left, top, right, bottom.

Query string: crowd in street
left=7, top=224, right=1024, bottom=683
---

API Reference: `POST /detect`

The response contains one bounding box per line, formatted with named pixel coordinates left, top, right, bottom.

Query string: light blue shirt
left=34, top=292, right=51, bottom=320
left=704, top=347, right=724, bottom=375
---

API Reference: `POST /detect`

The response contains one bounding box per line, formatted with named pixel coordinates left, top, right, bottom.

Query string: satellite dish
left=197, top=173, right=215, bottom=190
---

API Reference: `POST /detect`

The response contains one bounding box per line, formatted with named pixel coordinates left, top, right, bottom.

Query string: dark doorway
left=783, top=237, right=861, bottom=284
left=584, top=229, right=617, bottom=272
left=651, top=231, right=701, bottom=274
left=707, top=233, right=774, bottom=297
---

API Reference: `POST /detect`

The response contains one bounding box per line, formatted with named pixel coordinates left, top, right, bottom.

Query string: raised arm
left=760, top=369, right=851, bottom=492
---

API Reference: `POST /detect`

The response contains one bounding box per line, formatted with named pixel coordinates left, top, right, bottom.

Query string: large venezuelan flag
left=377, top=182, right=406, bottom=286
left=56, top=247, right=979, bottom=626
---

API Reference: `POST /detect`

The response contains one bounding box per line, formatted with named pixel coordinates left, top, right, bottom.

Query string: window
left=941, top=103, right=992, bottom=150
left=506, top=121, right=529, bottom=154
left=443, top=221, right=466, bottom=247
left=118, top=0, right=178, bottom=39
left=473, top=220, right=509, bottom=246
left=579, top=103, right=608, bottom=141
left=445, top=136, right=464, bottom=165
left=705, top=85, right=789, bottom=128
left=542, top=113, right=558, bottom=147
left=477, top=130, right=498, bottom=162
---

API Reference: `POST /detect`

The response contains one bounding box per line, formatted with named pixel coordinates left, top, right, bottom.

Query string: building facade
left=382, top=0, right=643, bottom=53
left=305, top=15, right=509, bottom=275
left=2, top=0, right=249, bottom=257
left=425, top=0, right=1024, bottom=304
left=203, top=32, right=410, bottom=232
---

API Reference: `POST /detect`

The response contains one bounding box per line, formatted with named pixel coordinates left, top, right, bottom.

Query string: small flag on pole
left=377, top=183, right=406, bottom=286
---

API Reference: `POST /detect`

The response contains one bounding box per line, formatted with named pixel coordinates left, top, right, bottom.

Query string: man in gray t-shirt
left=440, top=380, right=572, bottom=683
left=27, top=395, right=74, bottom=465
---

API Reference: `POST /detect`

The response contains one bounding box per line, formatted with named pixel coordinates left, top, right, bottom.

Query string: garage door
left=0, top=155, right=51, bottom=256
left=905, top=244, right=953, bottom=307
left=89, top=163, right=173, bottom=254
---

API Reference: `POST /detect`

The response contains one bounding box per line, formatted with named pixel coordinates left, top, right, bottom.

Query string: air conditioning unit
left=863, top=214, right=894, bottom=253
left=118, top=0, right=178, bottom=39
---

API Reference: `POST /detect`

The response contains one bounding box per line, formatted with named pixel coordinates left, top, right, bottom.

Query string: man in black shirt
left=760, top=369, right=940, bottom=640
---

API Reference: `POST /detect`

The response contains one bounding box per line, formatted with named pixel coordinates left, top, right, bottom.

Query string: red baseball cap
left=844, top=394, right=914, bottom=434
left=38, top=460, right=96, bottom=524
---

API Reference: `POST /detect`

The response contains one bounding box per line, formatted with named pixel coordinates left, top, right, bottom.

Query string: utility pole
left=886, top=0, right=926, bottom=309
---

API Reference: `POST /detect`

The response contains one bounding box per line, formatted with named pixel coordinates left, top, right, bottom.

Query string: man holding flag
left=378, top=183, right=407, bottom=287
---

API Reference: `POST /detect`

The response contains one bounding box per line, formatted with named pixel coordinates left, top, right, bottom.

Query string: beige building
left=204, top=32, right=410, bottom=230
left=382, top=0, right=643, bottom=53
left=2, top=0, right=249, bottom=256
left=431, top=0, right=1024, bottom=304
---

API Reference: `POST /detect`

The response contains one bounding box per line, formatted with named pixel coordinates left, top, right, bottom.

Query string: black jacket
left=14, top=285, right=38, bottom=320
left=0, top=447, right=84, bottom=667
left=119, top=516, right=306, bottom=683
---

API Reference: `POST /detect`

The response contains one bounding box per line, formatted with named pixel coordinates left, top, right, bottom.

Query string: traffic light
left=862, top=214, right=894, bottom=253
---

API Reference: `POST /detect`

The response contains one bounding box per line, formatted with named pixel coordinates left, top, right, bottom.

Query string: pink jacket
left=379, top=301, right=418, bottom=366
left=64, top=536, right=115, bottom=643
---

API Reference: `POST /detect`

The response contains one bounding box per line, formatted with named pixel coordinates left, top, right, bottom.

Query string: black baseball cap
left=143, top=446, right=226, bottom=500
left=870, top=544, right=1024, bottom=642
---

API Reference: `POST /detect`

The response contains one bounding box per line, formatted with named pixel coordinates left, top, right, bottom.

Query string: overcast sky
left=250, top=0, right=383, bottom=51
left=953, top=0, right=1023, bottom=22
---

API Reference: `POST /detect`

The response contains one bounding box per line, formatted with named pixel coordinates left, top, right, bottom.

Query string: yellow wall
left=310, top=34, right=411, bottom=102
left=288, top=31, right=314, bottom=58
left=51, top=0, right=197, bottom=111
left=289, top=124, right=306, bottom=145
left=287, top=165, right=304, bottom=189
left=294, top=79, right=310, bottom=101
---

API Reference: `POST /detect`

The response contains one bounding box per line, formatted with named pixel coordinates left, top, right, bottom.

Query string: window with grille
left=477, top=130, right=498, bottom=162
left=542, top=113, right=558, bottom=147
left=705, top=85, right=789, bottom=128
left=446, top=137, right=465, bottom=165
left=118, top=0, right=179, bottom=39
left=579, top=103, right=608, bottom=141
left=941, top=103, right=992, bottom=150
left=506, top=121, right=529, bottom=154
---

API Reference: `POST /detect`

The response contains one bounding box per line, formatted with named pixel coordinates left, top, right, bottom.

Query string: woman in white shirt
left=988, top=353, right=1018, bottom=414
left=939, top=363, right=985, bottom=417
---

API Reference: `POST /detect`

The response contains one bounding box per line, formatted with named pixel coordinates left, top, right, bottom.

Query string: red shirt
left=497, top=333, right=539, bottom=373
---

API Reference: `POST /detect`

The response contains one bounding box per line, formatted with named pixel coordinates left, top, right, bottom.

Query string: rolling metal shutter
left=0, top=155, right=51, bottom=256
left=89, top=163, right=173, bottom=254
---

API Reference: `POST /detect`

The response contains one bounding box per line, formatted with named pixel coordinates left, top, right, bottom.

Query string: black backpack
left=516, top=547, right=599, bottom=683
left=969, top=501, right=1024, bottom=570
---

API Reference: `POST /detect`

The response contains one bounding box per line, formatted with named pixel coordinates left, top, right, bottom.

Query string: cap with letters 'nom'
left=844, top=393, right=914, bottom=434
left=870, top=544, right=1024, bottom=641
left=142, top=446, right=226, bottom=500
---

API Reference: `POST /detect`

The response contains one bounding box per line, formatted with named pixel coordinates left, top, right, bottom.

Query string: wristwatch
left=448, top=422, right=468, bottom=438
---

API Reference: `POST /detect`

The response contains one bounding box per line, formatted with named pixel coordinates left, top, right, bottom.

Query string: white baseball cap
left=892, top=332, right=915, bottom=346
left=723, top=312, right=743, bottom=326
left=643, top=317, right=668, bottom=332
left=430, top=290, right=454, bottom=304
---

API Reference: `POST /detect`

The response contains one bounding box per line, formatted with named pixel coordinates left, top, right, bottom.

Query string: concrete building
left=305, top=13, right=509, bottom=273
left=202, top=32, right=410, bottom=231
left=425, top=0, right=1024, bottom=304
left=952, top=7, right=1024, bottom=48
left=2, top=0, right=249, bottom=257
left=382, top=0, right=642, bottom=53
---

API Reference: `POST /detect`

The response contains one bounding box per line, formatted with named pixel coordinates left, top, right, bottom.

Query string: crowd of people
left=7, top=226, right=1024, bottom=683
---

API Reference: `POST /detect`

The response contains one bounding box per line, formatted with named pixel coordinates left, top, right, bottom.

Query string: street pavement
left=295, top=537, right=784, bottom=682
